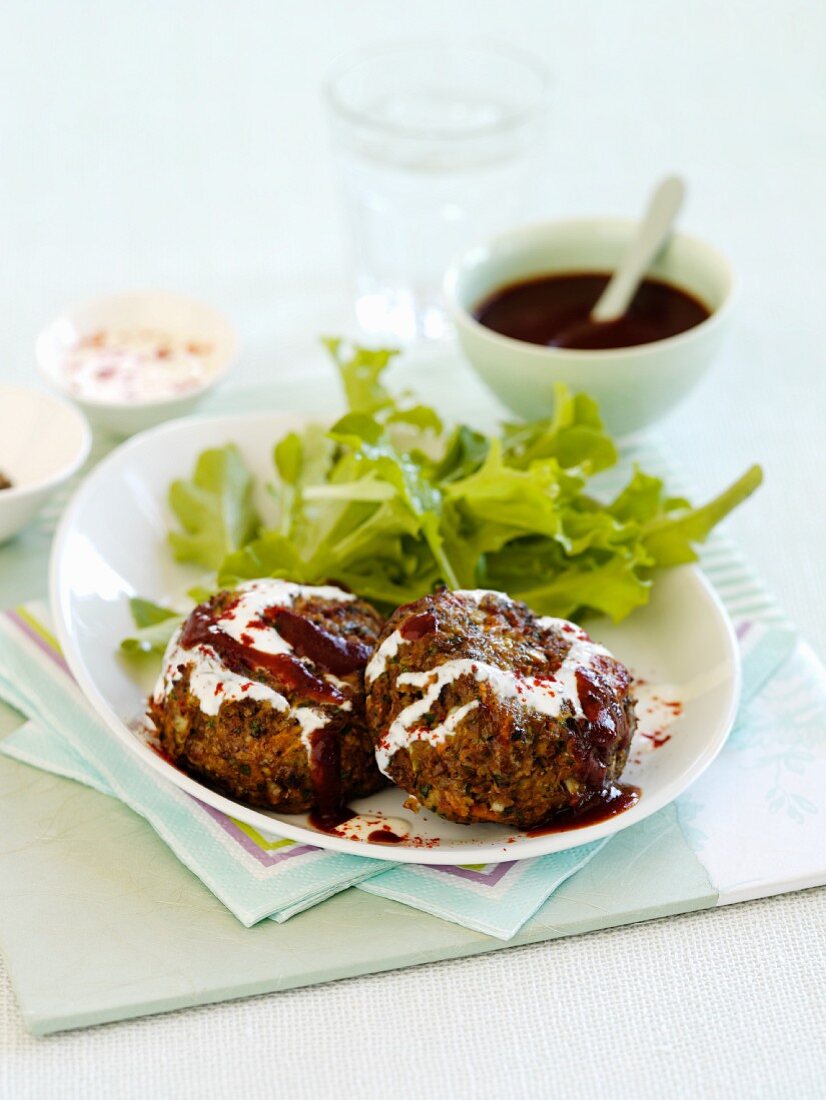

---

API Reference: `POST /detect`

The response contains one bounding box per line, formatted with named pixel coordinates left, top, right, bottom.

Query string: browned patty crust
left=365, top=589, right=636, bottom=829
left=150, top=580, right=386, bottom=814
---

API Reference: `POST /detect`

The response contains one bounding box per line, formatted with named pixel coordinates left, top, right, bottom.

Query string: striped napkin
left=0, top=604, right=606, bottom=940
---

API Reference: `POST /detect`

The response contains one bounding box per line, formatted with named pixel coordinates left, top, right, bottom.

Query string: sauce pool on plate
left=474, top=271, right=711, bottom=350
left=526, top=782, right=641, bottom=836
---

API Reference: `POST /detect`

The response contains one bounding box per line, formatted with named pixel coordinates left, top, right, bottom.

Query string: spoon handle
left=591, top=176, right=686, bottom=324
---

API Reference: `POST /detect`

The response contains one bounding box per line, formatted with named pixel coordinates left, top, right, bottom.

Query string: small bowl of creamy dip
left=36, top=291, right=237, bottom=435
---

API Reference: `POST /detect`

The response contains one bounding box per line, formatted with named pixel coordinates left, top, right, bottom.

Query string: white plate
left=50, top=411, right=741, bottom=864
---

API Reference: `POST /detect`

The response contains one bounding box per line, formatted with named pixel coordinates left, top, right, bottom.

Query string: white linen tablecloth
left=0, top=0, right=824, bottom=1095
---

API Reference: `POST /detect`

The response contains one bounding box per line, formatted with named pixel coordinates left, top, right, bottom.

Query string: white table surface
left=1, top=1, right=824, bottom=1095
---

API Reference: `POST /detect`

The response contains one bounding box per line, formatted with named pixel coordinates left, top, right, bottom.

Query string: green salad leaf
left=120, top=597, right=182, bottom=656
left=322, top=337, right=399, bottom=417
left=164, top=338, right=763, bottom=623
left=502, top=388, right=618, bottom=474
left=640, top=464, right=763, bottom=567
left=128, top=596, right=178, bottom=629
left=168, top=444, right=260, bottom=570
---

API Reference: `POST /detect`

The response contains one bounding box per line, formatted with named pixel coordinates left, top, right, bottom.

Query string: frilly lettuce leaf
left=160, top=339, right=762, bottom=623
left=322, top=337, right=401, bottom=417
left=128, top=597, right=177, bottom=629
left=505, top=553, right=653, bottom=623
left=502, top=387, right=617, bottom=473
left=641, top=464, right=764, bottom=567
left=168, top=444, right=260, bottom=570
left=120, top=597, right=183, bottom=656
left=445, top=439, right=583, bottom=542
left=434, top=424, right=490, bottom=483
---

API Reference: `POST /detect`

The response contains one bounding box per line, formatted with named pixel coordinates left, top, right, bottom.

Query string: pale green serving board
left=0, top=712, right=712, bottom=1035
left=0, top=358, right=761, bottom=1034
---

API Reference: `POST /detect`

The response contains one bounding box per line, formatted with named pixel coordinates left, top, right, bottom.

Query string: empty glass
left=325, top=40, right=549, bottom=342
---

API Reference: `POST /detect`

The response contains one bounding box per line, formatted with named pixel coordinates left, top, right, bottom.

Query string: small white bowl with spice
left=0, top=385, right=92, bottom=543
left=35, top=291, right=237, bottom=435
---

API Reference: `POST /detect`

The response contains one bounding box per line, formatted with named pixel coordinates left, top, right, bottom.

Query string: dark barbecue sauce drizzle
left=307, top=722, right=348, bottom=832
left=262, top=606, right=371, bottom=675
left=529, top=656, right=640, bottom=834
left=180, top=598, right=373, bottom=827
left=308, top=802, right=355, bottom=832
left=180, top=604, right=345, bottom=706
left=400, top=611, right=437, bottom=641
left=575, top=666, right=618, bottom=740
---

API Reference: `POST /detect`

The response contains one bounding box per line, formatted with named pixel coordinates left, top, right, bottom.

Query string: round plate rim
left=49, top=410, right=742, bottom=865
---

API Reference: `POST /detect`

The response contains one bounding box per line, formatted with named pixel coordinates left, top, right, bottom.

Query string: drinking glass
left=325, top=39, right=549, bottom=342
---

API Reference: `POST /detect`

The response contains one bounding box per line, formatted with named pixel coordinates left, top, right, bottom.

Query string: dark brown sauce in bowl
left=474, top=272, right=711, bottom=350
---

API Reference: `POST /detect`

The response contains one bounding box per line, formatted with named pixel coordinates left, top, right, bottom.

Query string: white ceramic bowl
left=0, top=385, right=92, bottom=543
left=445, top=218, right=735, bottom=437
left=36, top=291, right=236, bottom=436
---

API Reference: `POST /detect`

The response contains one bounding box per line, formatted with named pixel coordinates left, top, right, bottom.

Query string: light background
left=1, top=1, right=824, bottom=1096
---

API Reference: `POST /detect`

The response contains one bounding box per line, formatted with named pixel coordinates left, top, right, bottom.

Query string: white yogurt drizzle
left=365, top=588, right=503, bottom=685
left=153, top=579, right=355, bottom=755
left=365, top=628, right=405, bottom=684
left=373, top=592, right=618, bottom=776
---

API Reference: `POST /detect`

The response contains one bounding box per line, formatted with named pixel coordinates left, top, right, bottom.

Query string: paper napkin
left=0, top=604, right=608, bottom=939
left=0, top=606, right=384, bottom=927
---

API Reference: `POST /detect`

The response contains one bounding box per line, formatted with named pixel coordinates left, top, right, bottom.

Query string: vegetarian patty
left=365, top=588, right=636, bottom=829
left=150, top=579, right=386, bottom=815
